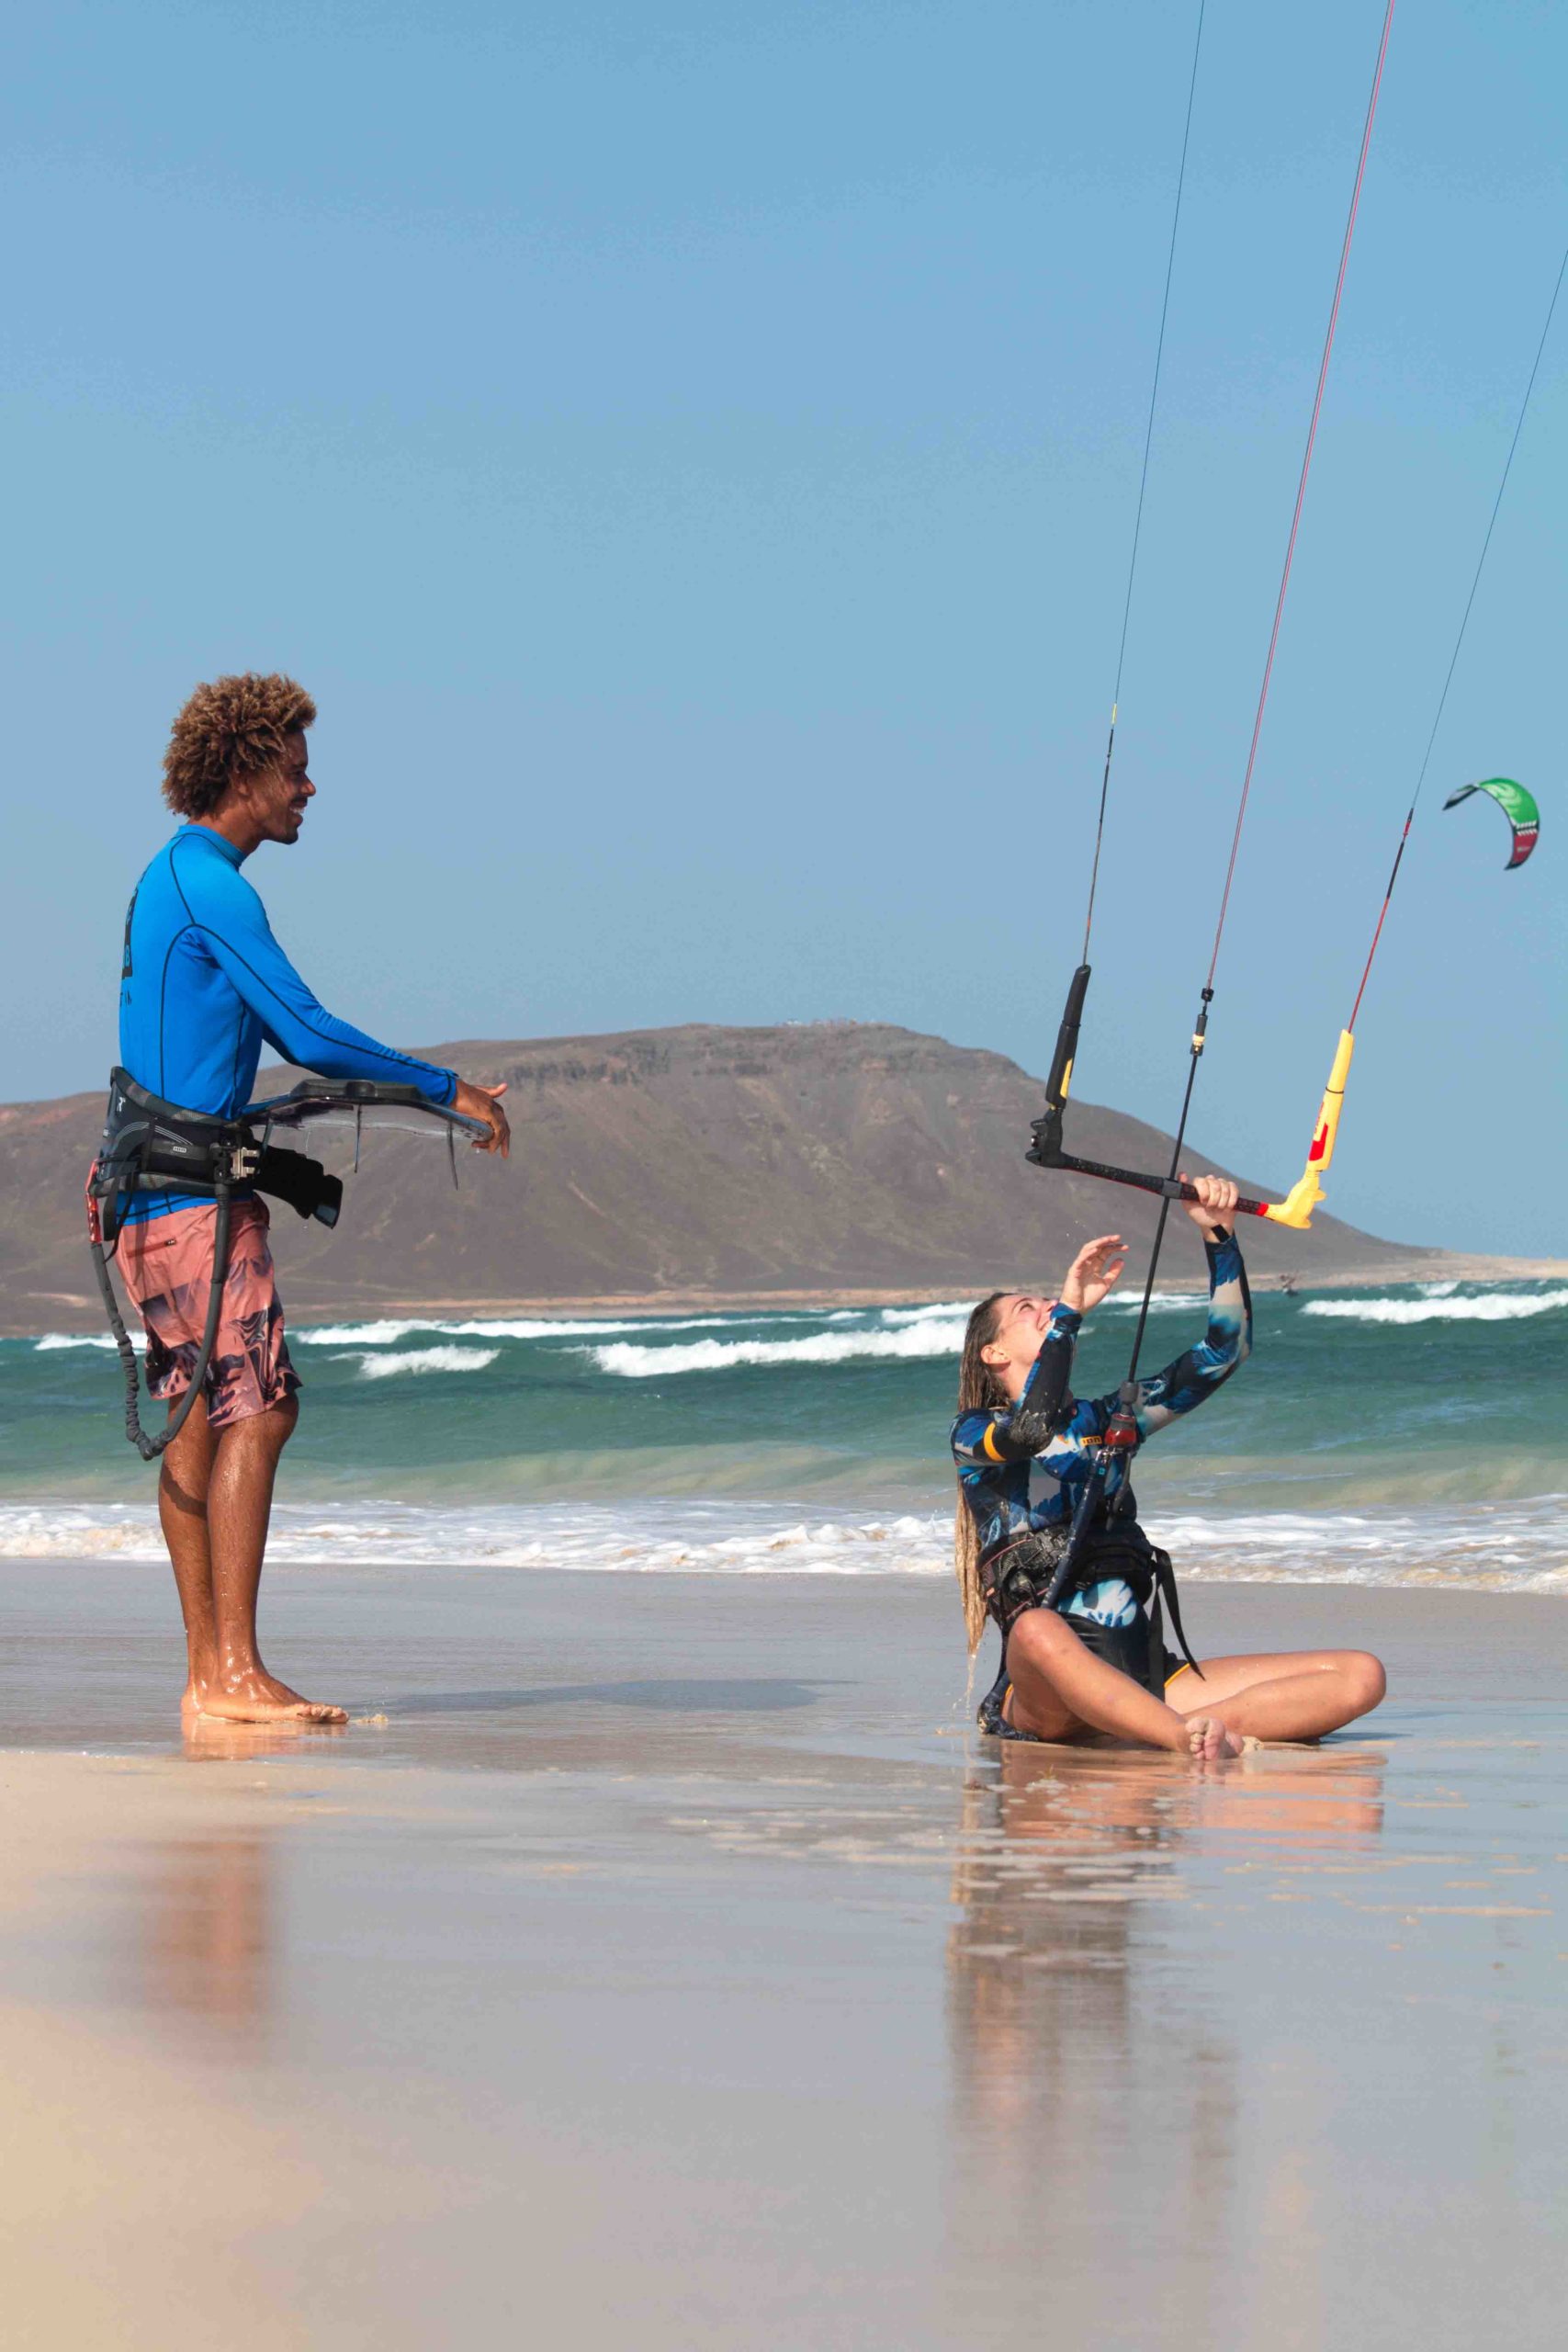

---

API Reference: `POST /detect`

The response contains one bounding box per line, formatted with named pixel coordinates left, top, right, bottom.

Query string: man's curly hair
left=162, top=673, right=317, bottom=820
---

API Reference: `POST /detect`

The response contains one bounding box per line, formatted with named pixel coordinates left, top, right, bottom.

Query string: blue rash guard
left=117, top=824, right=457, bottom=1222
left=951, top=1233, right=1253, bottom=1630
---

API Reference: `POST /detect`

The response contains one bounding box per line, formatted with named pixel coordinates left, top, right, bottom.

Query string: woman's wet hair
left=953, top=1292, right=1008, bottom=1655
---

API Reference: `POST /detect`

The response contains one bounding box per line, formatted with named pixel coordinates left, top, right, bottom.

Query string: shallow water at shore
left=0, top=1570, right=1563, bottom=2349
left=4, top=1279, right=1567, bottom=1593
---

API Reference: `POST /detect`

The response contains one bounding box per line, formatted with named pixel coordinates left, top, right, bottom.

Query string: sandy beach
left=1, top=1565, right=1563, bottom=2349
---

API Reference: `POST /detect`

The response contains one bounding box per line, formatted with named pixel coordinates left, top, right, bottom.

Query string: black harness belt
left=86, top=1069, right=481, bottom=1462
left=980, top=1491, right=1201, bottom=1735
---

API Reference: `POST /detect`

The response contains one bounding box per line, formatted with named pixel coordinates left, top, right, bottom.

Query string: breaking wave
left=2, top=1495, right=1562, bottom=1591
left=33, top=1331, right=140, bottom=1352
left=296, top=1313, right=749, bottom=1346
left=1100, top=1290, right=1206, bottom=1313
left=342, top=1345, right=502, bottom=1379
left=588, top=1322, right=970, bottom=1376
left=1303, top=1288, right=1568, bottom=1327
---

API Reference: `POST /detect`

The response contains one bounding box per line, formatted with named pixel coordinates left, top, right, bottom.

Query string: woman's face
left=981, top=1294, right=1060, bottom=1390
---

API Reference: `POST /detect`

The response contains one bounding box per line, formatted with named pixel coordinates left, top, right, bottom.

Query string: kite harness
left=87, top=1071, right=483, bottom=1461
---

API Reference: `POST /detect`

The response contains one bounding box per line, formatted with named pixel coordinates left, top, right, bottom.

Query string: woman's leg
left=1006, top=1611, right=1244, bottom=1758
left=1167, top=1648, right=1385, bottom=1743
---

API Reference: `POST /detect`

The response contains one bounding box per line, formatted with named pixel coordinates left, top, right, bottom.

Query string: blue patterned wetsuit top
left=117, top=824, right=457, bottom=1222
left=951, top=1234, right=1252, bottom=1629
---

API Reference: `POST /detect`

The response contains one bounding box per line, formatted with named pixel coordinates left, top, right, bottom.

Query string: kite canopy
left=1441, top=776, right=1540, bottom=870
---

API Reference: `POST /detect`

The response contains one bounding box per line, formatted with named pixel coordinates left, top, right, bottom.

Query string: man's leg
left=196, top=1396, right=346, bottom=1724
left=124, top=1199, right=343, bottom=1725
left=158, top=1393, right=220, bottom=1713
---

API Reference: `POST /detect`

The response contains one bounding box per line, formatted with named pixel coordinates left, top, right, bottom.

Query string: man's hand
left=1060, top=1233, right=1127, bottom=1314
left=454, top=1080, right=510, bottom=1158
left=1179, top=1172, right=1237, bottom=1237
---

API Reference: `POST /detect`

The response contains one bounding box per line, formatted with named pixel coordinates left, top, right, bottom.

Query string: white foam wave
left=1303, top=1288, right=1568, bottom=1327
left=588, top=1322, right=970, bottom=1376
left=296, top=1313, right=745, bottom=1346
left=33, top=1331, right=141, bottom=1353
left=2, top=1494, right=1562, bottom=1590
left=877, top=1294, right=1210, bottom=1330
left=1158, top=1495, right=1568, bottom=1589
left=341, top=1346, right=501, bottom=1379
left=1100, top=1291, right=1206, bottom=1314
left=0, top=1499, right=942, bottom=1576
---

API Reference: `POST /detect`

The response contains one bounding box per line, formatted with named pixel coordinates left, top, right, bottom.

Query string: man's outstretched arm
left=170, top=836, right=509, bottom=1151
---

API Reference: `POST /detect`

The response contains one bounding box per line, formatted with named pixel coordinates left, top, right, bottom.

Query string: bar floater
left=1256, top=1027, right=1355, bottom=1228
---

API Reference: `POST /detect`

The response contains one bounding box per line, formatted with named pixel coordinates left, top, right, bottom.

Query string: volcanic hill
left=0, top=1021, right=1447, bottom=1333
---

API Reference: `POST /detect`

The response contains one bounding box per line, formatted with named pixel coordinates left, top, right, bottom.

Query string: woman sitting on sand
left=952, top=1175, right=1385, bottom=1758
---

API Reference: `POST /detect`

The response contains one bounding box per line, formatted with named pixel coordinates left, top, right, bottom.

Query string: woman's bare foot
left=1186, top=1714, right=1247, bottom=1762
left=197, top=1669, right=347, bottom=1726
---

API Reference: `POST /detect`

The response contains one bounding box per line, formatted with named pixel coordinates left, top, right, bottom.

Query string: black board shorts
left=976, top=1611, right=1193, bottom=1743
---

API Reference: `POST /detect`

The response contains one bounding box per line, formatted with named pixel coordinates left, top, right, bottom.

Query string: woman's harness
left=87, top=1068, right=482, bottom=1461
left=981, top=1385, right=1203, bottom=1708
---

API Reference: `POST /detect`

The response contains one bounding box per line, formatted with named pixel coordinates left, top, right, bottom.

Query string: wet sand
left=1, top=1566, right=1564, bottom=2348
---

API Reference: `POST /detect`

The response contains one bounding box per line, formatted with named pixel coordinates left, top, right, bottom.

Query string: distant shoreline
left=10, top=1023, right=1555, bottom=1333
left=8, top=1250, right=1564, bottom=1338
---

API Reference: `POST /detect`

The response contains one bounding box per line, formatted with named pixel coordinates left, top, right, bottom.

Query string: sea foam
left=342, top=1345, right=502, bottom=1379
left=296, top=1312, right=750, bottom=1346
left=1303, top=1287, right=1568, bottom=1327
left=587, top=1322, right=970, bottom=1376
left=3, top=1495, right=1562, bottom=1592
left=34, top=1331, right=137, bottom=1352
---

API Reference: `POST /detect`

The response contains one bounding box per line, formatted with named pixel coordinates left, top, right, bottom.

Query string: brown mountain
left=0, top=1021, right=1448, bottom=1333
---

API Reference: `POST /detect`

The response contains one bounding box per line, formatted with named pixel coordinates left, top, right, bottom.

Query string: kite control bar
left=1025, top=965, right=1354, bottom=1231
left=1027, top=1130, right=1280, bottom=1222
left=246, top=1078, right=488, bottom=1188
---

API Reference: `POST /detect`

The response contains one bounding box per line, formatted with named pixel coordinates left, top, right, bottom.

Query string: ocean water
left=2, top=1282, right=1564, bottom=1594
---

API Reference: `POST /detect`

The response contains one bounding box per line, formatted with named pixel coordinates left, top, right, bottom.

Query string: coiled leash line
left=90, top=1176, right=233, bottom=1462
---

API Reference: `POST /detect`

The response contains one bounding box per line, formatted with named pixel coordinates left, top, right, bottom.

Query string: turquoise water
left=3, top=1282, right=1564, bottom=1589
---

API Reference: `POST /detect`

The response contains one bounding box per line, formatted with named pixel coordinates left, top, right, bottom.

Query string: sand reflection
left=120, top=1716, right=328, bottom=2044
left=944, top=1739, right=1386, bottom=2310
left=138, top=1830, right=276, bottom=2042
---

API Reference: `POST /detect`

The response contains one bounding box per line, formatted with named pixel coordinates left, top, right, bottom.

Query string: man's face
left=249, top=731, right=315, bottom=845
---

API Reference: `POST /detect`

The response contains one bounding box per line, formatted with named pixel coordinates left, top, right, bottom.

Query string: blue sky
left=3, top=0, right=1562, bottom=1255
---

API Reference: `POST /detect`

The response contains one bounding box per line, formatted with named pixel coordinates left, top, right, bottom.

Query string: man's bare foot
left=1186, top=1714, right=1246, bottom=1762
left=197, top=1669, right=347, bottom=1726
left=183, top=1713, right=333, bottom=1761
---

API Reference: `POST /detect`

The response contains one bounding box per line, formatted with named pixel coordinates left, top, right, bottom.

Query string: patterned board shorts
left=118, top=1199, right=301, bottom=1431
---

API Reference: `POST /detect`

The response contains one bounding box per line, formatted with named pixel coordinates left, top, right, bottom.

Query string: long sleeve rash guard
left=951, top=1233, right=1253, bottom=1629
left=118, top=825, right=457, bottom=1221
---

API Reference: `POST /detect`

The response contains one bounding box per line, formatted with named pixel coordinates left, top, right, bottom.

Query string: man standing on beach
left=113, top=673, right=509, bottom=1725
